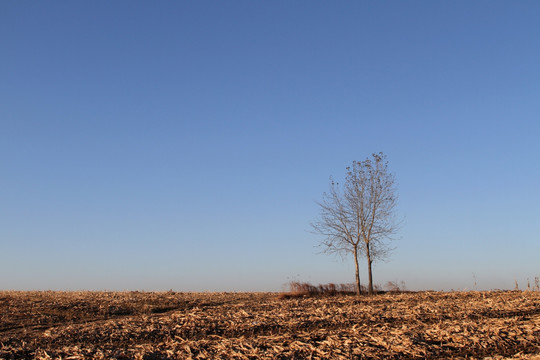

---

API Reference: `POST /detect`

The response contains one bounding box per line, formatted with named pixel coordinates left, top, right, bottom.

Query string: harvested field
left=1, top=291, right=540, bottom=359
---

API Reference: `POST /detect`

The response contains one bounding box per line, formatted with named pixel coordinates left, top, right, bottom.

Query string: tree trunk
left=354, top=247, right=361, bottom=295
left=366, top=244, right=374, bottom=295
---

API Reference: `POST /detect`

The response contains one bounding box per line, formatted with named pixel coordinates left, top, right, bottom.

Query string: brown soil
left=1, top=290, right=540, bottom=359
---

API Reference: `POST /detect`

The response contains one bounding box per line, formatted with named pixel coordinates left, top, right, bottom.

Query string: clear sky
left=1, top=1, right=539, bottom=292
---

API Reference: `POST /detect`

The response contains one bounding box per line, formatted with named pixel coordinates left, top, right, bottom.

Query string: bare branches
left=312, top=153, right=399, bottom=295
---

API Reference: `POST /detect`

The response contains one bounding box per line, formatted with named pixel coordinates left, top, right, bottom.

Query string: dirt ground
left=1, top=290, right=540, bottom=359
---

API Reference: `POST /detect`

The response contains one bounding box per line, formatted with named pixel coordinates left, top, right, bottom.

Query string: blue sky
left=1, top=1, right=539, bottom=291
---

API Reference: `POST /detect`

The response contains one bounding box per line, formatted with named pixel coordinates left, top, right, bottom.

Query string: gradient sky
left=1, top=1, right=539, bottom=292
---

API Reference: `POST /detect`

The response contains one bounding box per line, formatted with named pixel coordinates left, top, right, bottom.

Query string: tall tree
left=312, top=153, right=399, bottom=295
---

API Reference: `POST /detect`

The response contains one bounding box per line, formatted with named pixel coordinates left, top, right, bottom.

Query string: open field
left=1, top=291, right=540, bottom=359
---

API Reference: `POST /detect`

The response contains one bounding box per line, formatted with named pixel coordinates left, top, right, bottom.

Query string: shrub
left=279, top=282, right=357, bottom=299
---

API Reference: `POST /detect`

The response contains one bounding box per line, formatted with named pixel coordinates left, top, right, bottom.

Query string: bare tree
left=312, top=153, right=399, bottom=295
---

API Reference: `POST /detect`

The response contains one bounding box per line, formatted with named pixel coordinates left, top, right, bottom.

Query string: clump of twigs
left=279, top=282, right=357, bottom=299
left=384, top=280, right=407, bottom=293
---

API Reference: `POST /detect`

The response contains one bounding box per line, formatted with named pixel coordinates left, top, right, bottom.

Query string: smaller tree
left=312, top=153, right=399, bottom=295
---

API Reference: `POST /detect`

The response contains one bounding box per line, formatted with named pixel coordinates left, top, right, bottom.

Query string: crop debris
left=1, top=291, right=540, bottom=359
